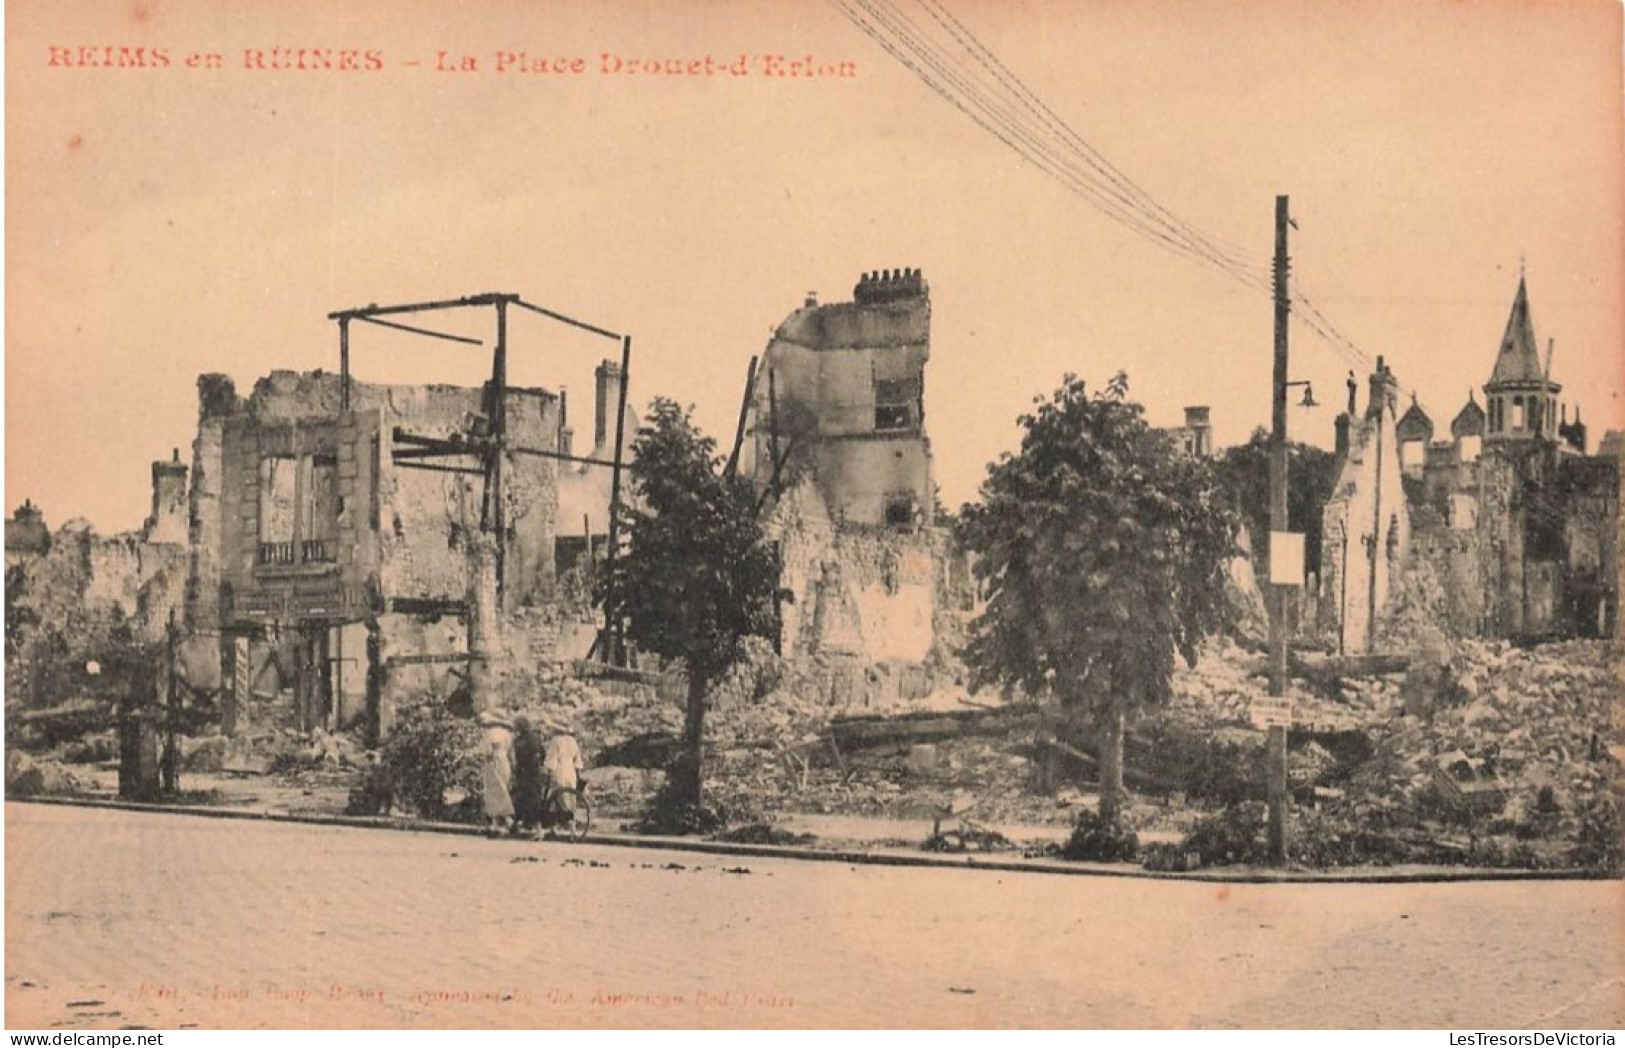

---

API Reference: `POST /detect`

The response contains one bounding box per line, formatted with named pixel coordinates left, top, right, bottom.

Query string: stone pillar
left=364, top=619, right=382, bottom=748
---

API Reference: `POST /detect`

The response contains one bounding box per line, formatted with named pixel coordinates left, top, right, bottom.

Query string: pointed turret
left=1488, top=276, right=1546, bottom=386
left=1483, top=275, right=1562, bottom=444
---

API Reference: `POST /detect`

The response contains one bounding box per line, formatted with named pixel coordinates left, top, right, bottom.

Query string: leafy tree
left=375, top=702, right=485, bottom=821
left=606, top=398, right=783, bottom=819
left=958, top=373, right=1240, bottom=823
left=1212, top=427, right=1339, bottom=578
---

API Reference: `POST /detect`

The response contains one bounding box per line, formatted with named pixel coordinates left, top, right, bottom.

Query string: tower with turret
left=1482, top=275, right=1562, bottom=447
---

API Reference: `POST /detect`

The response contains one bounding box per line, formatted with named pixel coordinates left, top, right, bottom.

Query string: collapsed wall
left=6, top=490, right=189, bottom=712
left=186, top=369, right=563, bottom=738
left=763, top=480, right=971, bottom=707
left=1319, top=361, right=1412, bottom=654
left=1387, top=432, right=1621, bottom=648
left=741, top=271, right=975, bottom=709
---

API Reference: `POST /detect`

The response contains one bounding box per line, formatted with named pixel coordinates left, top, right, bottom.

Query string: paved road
left=5, top=803, right=1622, bottom=1030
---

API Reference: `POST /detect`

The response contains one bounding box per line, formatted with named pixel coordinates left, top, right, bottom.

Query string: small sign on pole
left=1269, top=530, right=1305, bottom=587
left=1251, top=696, right=1293, bottom=731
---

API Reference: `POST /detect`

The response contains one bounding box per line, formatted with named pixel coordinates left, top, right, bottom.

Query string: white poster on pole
left=1270, top=531, right=1306, bottom=587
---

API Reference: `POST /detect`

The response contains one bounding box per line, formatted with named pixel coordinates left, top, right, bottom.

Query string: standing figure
left=478, top=710, right=516, bottom=837
left=509, top=715, right=547, bottom=835
left=543, top=728, right=586, bottom=822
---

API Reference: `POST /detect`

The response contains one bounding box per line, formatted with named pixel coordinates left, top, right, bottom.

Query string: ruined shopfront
left=189, top=368, right=564, bottom=738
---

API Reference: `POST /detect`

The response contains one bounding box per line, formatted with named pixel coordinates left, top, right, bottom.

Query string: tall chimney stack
left=145, top=448, right=189, bottom=544
left=594, top=360, right=624, bottom=452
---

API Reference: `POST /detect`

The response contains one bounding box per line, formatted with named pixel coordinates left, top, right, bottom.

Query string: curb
left=8, top=794, right=1616, bottom=885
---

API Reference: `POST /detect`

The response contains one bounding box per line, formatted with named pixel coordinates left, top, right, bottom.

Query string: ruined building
left=746, top=269, right=935, bottom=527
left=164, top=289, right=642, bottom=739
left=5, top=500, right=51, bottom=569
left=1160, top=406, right=1215, bottom=458
left=187, top=369, right=565, bottom=737
left=554, top=360, right=637, bottom=621
left=736, top=269, right=970, bottom=704
left=10, top=455, right=192, bottom=642
left=1319, top=359, right=1412, bottom=654
left=1319, top=276, right=1620, bottom=648
left=5, top=460, right=192, bottom=708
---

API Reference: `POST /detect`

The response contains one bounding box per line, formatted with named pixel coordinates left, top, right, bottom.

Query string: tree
left=605, top=398, right=783, bottom=819
left=958, top=373, right=1240, bottom=823
left=1211, top=427, right=1339, bottom=579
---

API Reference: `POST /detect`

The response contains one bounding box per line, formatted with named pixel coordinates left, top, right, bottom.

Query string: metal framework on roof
left=329, top=292, right=633, bottom=661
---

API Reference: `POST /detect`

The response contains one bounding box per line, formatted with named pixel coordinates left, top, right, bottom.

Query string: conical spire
left=1488, top=276, right=1546, bottom=386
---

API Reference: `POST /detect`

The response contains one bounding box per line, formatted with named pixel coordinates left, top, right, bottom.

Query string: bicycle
left=535, top=782, right=593, bottom=842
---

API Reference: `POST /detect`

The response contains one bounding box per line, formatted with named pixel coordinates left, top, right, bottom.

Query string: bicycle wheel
left=567, top=790, right=592, bottom=842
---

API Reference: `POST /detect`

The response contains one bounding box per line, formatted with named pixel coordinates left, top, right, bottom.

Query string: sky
left=6, top=0, right=1623, bottom=532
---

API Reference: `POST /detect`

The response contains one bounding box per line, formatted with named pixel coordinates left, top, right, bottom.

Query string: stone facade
left=739, top=271, right=973, bottom=707
left=745, top=270, right=934, bottom=527
left=186, top=369, right=564, bottom=737
left=1319, top=359, right=1412, bottom=653
left=1332, top=277, right=1621, bottom=647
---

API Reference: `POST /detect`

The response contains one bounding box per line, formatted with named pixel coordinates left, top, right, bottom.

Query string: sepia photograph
left=4, top=0, right=1623, bottom=1032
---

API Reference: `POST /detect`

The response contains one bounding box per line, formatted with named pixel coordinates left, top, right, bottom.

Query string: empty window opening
left=874, top=377, right=920, bottom=432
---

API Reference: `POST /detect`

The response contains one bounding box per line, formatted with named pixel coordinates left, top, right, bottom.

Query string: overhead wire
left=913, top=0, right=1264, bottom=277
left=835, top=0, right=1456, bottom=421
left=900, top=0, right=1253, bottom=276
left=836, top=0, right=1268, bottom=289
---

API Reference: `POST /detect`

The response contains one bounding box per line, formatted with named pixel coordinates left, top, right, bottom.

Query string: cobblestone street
left=6, top=802, right=1622, bottom=1029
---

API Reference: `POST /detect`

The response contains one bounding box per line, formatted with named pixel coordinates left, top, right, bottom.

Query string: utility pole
left=162, top=611, right=180, bottom=794
left=1267, top=194, right=1292, bottom=866
left=603, top=334, right=633, bottom=665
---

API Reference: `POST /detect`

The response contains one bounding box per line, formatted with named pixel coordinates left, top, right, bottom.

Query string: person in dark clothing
left=510, top=715, right=547, bottom=836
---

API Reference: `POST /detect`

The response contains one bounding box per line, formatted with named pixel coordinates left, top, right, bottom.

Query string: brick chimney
left=594, top=360, right=624, bottom=452
left=145, top=448, right=189, bottom=544
left=558, top=387, right=573, bottom=459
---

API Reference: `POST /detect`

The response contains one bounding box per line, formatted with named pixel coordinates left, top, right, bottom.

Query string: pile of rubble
left=1164, top=639, right=1404, bottom=734
left=1366, top=641, right=1615, bottom=808
left=5, top=749, right=85, bottom=796
left=1265, top=638, right=1622, bottom=867
left=168, top=727, right=368, bottom=776
left=705, top=726, right=1064, bottom=829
